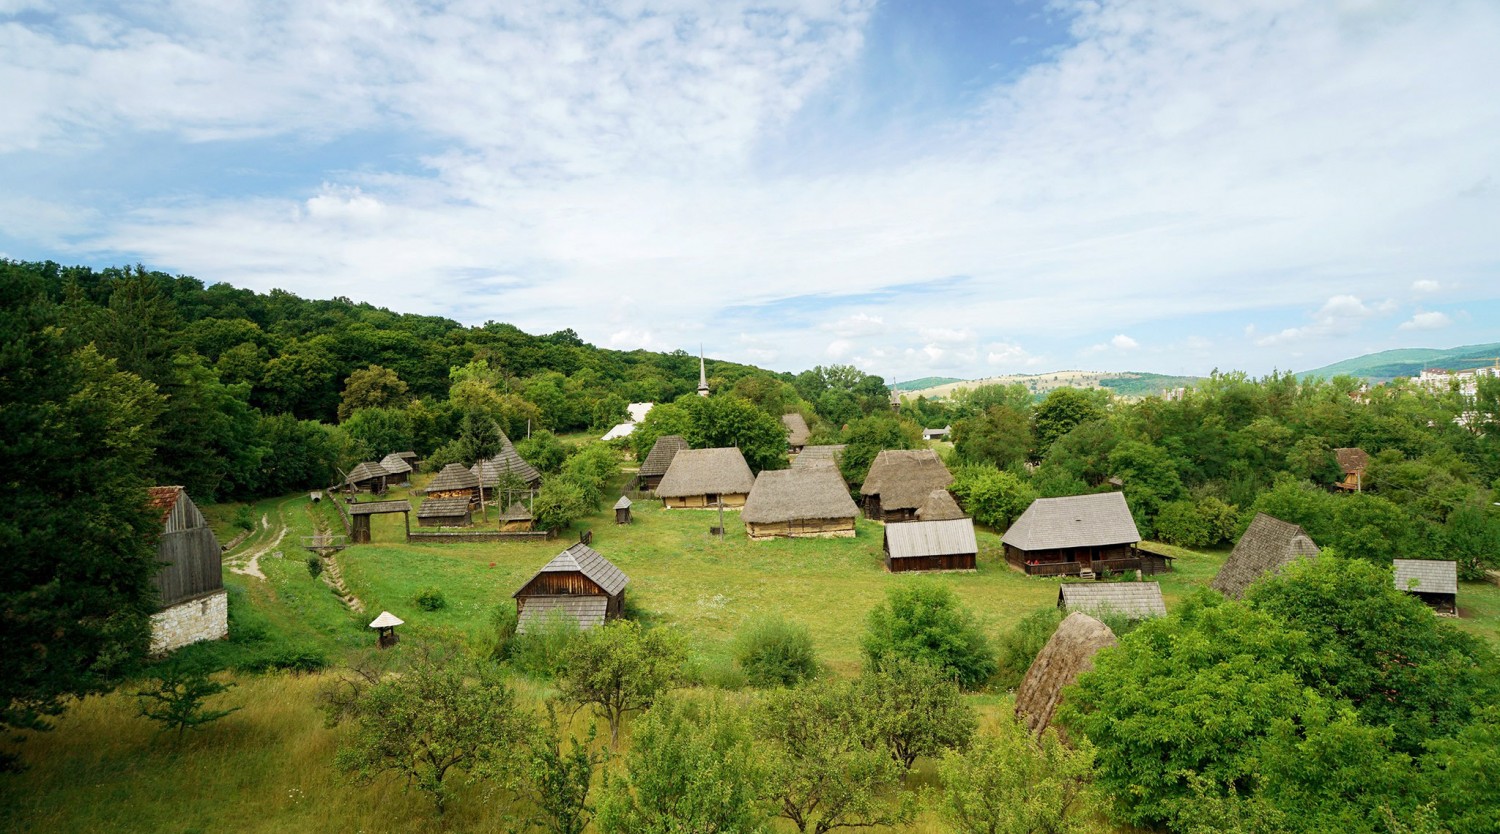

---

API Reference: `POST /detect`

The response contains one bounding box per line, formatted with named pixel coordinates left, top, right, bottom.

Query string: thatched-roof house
left=473, top=435, right=542, bottom=495
left=1335, top=447, right=1369, bottom=491
left=378, top=453, right=413, bottom=483
left=425, top=463, right=481, bottom=504
left=1210, top=512, right=1319, bottom=598
left=1003, top=492, right=1141, bottom=577
left=782, top=413, right=811, bottom=453
left=145, top=487, right=227, bottom=654
left=792, top=444, right=846, bottom=471
left=345, top=461, right=390, bottom=493
left=1393, top=559, right=1457, bottom=615
left=884, top=517, right=978, bottom=572
left=656, top=447, right=755, bottom=509
left=513, top=543, right=628, bottom=633
left=741, top=466, right=858, bottom=540
left=1014, top=612, right=1117, bottom=736
left=417, top=496, right=472, bottom=528
left=499, top=501, right=535, bottom=532
left=639, top=434, right=689, bottom=491
left=1058, top=582, right=1166, bottom=620
left=859, top=449, right=954, bottom=522
left=916, top=488, right=965, bottom=521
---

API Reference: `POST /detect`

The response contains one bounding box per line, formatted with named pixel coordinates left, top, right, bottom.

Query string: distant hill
left=1298, top=342, right=1500, bottom=383
left=903, top=370, right=1202, bottom=401
left=892, top=376, right=963, bottom=391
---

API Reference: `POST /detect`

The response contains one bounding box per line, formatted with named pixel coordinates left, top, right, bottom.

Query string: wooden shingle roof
left=792, top=445, right=846, bottom=471
left=425, top=463, right=480, bottom=494
left=860, top=449, right=954, bottom=511
left=1393, top=559, right=1457, bottom=596
left=347, top=499, right=411, bottom=515
left=1335, top=447, right=1369, bottom=474
left=473, top=434, right=541, bottom=486
left=417, top=496, right=471, bottom=518
left=1002, top=492, right=1140, bottom=552
left=345, top=461, right=389, bottom=485
left=742, top=467, right=858, bottom=524
left=1210, top=513, right=1320, bottom=599
left=884, top=518, right=978, bottom=559
left=613, top=495, right=633, bottom=510
left=499, top=501, right=533, bottom=522
left=916, top=489, right=966, bottom=521
left=517, top=596, right=610, bottom=633
left=1058, top=582, right=1166, bottom=619
left=782, top=413, right=811, bottom=446
left=640, top=435, right=688, bottom=478
left=378, top=453, right=413, bottom=476
left=515, top=543, right=629, bottom=598
left=656, top=447, right=755, bottom=497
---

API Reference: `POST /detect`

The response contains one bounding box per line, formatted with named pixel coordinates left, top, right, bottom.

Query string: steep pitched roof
left=742, top=467, right=858, bottom=524
left=1335, top=447, right=1369, bottom=474
left=613, top=495, right=633, bottom=510
left=417, top=496, right=472, bottom=518
left=345, top=461, right=389, bottom=485
left=425, top=463, right=480, bottom=494
left=378, top=453, right=413, bottom=476
left=1058, top=582, right=1167, bottom=619
left=146, top=486, right=184, bottom=524
left=627, top=402, right=654, bottom=422
left=514, top=543, right=629, bottom=598
left=1014, top=613, right=1117, bottom=736
left=147, top=486, right=208, bottom=533
left=916, top=489, right=966, bottom=521
left=782, top=413, right=811, bottom=446
left=640, top=434, right=688, bottom=478
left=1210, top=513, right=1320, bottom=599
left=792, top=444, right=846, bottom=471
left=473, top=434, right=541, bottom=486
left=499, top=501, right=533, bottom=522
left=1002, top=492, right=1141, bottom=552
left=859, top=449, right=954, bottom=511
left=1393, top=559, right=1457, bottom=596
left=656, top=447, right=755, bottom=497
left=884, top=518, right=978, bottom=559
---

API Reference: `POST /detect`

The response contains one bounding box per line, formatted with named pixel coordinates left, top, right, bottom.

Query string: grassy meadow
left=4, top=464, right=1499, bottom=833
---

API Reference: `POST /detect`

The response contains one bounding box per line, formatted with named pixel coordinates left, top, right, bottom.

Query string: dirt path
left=225, top=501, right=294, bottom=580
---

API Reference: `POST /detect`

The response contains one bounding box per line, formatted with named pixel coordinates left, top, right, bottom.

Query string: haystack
left=916, top=488, right=965, bottom=521
left=1014, top=612, right=1118, bottom=736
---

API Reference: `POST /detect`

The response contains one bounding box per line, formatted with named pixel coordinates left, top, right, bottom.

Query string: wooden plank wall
left=154, top=527, right=223, bottom=607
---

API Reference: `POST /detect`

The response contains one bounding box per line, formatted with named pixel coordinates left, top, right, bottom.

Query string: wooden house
left=378, top=453, right=413, bottom=485
left=1334, top=447, right=1369, bottom=491
left=922, top=425, right=951, bottom=441
left=884, top=517, right=978, bottom=572
left=345, top=461, right=390, bottom=493
left=1393, top=559, right=1458, bottom=615
left=782, top=413, right=811, bottom=453
left=614, top=495, right=633, bottom=525
left=915, top=488, right=965, bottom=521
left=1002, top=492, right=1141, bottom=577
left=499, top=501, right=535, bottom=532
left=417, top=496, right=473, bottom=528
left=1210, top=512, right=1320, bottom=598
left=424, top=463, right=481, bottom=505
left=859, top=449, right=954, bottom=522
left=792, top=444, right=846, bottom=471
left=1058, top=582, right=1166, bottom=620
left=395, top=451, right=420, bottom=469
left=144, top=487, right=227, bottom=654
left=347, top=499, right=411, bottom=544
left=741, top=466, right=858, bottom=540
left=513, top=543, right=629, bottom=633
left=639, top=434, right=688, bottom=491
left=656, top=447, right=755, bottom=509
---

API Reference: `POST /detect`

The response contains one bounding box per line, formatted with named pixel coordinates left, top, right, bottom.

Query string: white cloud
left=1412, top=279, right=1440, bottom=293
left=608, top=328, right=657, bottom=349
left=825, top=339, right=852, bottom=358
left=825, top=313, right=886, bottom=337
left=919, top=326, right=973, bottom=344
left=1255, top=293, right=1392, bottom=347
left=1398, top=311, right=1452, bottom=331
left=1111, top=334, right=1139, bottom=350
left=986, top=341, right=1044, bottom=368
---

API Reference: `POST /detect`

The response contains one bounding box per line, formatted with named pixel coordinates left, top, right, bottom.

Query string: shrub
left=862, top=580, right=996, bottom=690
left=994, top=607, right=1063, bottom=690
left=490, top=603, right=519, bottom=661
left=414, top=586, right=446, bottom=611
left=508, top=609, right=582, bottom=679
left=236, top=645, right=328, bottom=675
left=306, top=557, right=324, bottom=578
left=733, top=615, right=819, bottom=688
left=233, top=504, right=255, bottom=532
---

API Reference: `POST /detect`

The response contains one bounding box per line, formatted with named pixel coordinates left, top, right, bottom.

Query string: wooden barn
left=473, top=434, right=542, bottom=499
left=884, top=517, right=978, bottom=572
left=859, top=449, right=954, bottom=522
left=417, top=496, right=473, bottom=528
left=499, top=501, right=535, bottom=532
left=145, top=487, right=227, bottom=655
left=639, top=434, right=688, bottom=491
left=1058, top=582, right=1166, bottom=620
left=1393, top=559, right=1458, bottom=615
left=378, top=453, right=413, bottom=485
left=344, top=461, right=389, bottom=493
left=1210, top=512, right=1320, bottom=598
left=347, top=499, right=411, bottom=544
left=915, top=488, right=965, bottom=521
left=424, top=463, right=481, bottom=505
left=614, top=495, right=633, bottom=524
left=782, top=413, right=811, bottom=453
left=395, top=450, right=420, bottom=469
left=741, top=466, right=858, bottom=540
left=792, top=444, right=846, bottom=471
left=1335, top=447, right=1369, bottom=492
left=656, top=447, right=755, bottom=509
left=513, top=543, right=629, bottom=633
left=922, top=425, right=951, bottom=441
left=1002, top=492, right=1142, bottom=577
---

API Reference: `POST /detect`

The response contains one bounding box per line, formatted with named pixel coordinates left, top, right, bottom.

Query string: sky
left=2, top=0, right=1498, bottom=382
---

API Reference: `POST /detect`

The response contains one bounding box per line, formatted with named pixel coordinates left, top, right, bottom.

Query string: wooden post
left=717, top=495, right=725, bottom=541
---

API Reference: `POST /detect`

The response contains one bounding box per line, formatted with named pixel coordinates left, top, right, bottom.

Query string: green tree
left=683, top=395, right=789, bottom=473
left=1442, top=502, right=1500, bottom=580
left=861, top=581, right=996, bottom=690
left=839, top=414, right=922, bottom=485
left=558, top=620, right=687, bottom=747
left=948, top=465, right=1037, bottom=529
left=516, top=429, right=569, bottom=474
left=134, top=665, right=241, bottom=741
left=1032, top=388, right=1106, bottom=454
left=1421, top=705, right=1500, bottom=834
left=632, top=402, right=694, bottom=463
left=953, top=404, right=1033, bottom=469
left=733, top=615, right=820, bottom=688
left=456, top=410, right=504, bottom=520
left=938, top=714, right=1100, bottom=834
left=338, top=364, right=410, bottom=421
left=532, top=478, right=594, bottom=533
left=521, top=703, right=607, bottom=834
left=854, top=655, right=976, bottom=770
left=341, top=406, right=414, bottom=462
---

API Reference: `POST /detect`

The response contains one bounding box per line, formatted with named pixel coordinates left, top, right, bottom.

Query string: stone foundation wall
left=150, top=589, right=228, bottom=655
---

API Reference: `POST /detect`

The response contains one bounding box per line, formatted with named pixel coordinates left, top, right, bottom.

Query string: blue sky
left=3, top=0, right=1498, bottom=381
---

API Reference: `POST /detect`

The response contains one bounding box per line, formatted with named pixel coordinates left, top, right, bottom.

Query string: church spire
left=697, top=345, right=709, bottom=397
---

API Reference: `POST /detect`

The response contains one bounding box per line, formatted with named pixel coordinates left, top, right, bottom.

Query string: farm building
left=614, top=495, right=633, bottom=524
left=1210, top=512, right=1320, bottom=598
left=1057, top=582, right=1166, bottom=620
left=145, top=487, right=227, bottom=655
left=639, top=434, right=689, bottom=491
left=915, top=488, right=965, bottom=521
left=344, top=461, right=389, bottom=493
left=922, top=425, right=951, bottom=441
left=499, top=501, right=535, bottom=532
left=883, top=517, right=978, bottom=572
left=656, top=447, right=755, bottom=509
left=378, top=453, right=413, bottom=484
left=601, top=422, right=635, bottom=441
left=1014, top=612, right=1117, bottom=737
left=782, top=413, right=811, bottom=453
left=859, top=449, right=954, bottom=522
left=473, top=435, right=542, bottom=496
left=792, top=444, right=846, bottom=471
left=394, top=450, right=420, bottom=469
left=1002, top=492, right=1142, bottom=577
left=347, top=499, right=411, bottom=544
left=1335, top=447, right=1369, bottom=491
left=424, top=463, right=481, bottom=504
left=513, top=543, right=629, bottom=633
left=416, top=496, right=472, bottom=528
left=1393, top=559, right=1458, bottom=615
left=628, top=402, right=653, bottom=422
left=741, top=466, right=859, bottom=540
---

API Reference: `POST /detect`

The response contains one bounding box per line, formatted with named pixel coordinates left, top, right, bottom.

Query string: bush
left=414, top=587, right=446, bottom=611
left=508, top=609, right=582, bottom=679
left=994, top=607, right=1063, bottom=690
left=233, top=504, right=255, bottom=532
left=236, top=645, right=329, bottom=674
left=733, top=615, right=820, bottom=688
left=306, top=557, right=324, bottom=578
left=862, top=580, right=996, bottom=690
left=490, top=603, right=518, bottom=661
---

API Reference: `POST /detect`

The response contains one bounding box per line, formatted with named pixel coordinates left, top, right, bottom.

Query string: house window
left=705, top=493, right=719, bottom=504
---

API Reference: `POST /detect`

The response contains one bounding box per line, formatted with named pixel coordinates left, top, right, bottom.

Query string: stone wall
left=150, top=589, right=228, bottom=655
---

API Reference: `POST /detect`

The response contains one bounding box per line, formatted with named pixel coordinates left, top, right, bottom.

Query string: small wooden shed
left=859, top=449, right=954, bottom=522
left=378, top=452, right=413, bottom=484
left=424, top=463, right=481, bottom=506
left=1210, top=512, right=1320, bottom=598
left=1393, top=559, right=1458, bottom=615
left=145, top=486, right=227, bottom=654
left=345, top=461, right=390, bottom=493
left=347, top=499, right=412, bottom=544
left=782, top=413, right=811, bottom=453
left=639, top=434, right=688, bottom=491
left=1057, top=582, right=1166, bottom=620
left=884, top=517, right=978, bottom=572
left=614, top=495, right=633, bottom=525
left=1334, top=447, right=1369, bottom=492
left=741, top=466, right=858, bottom=540
left=417, top=496, right=473, bottom=528
left=513, top=543, right=629, bottom=633
left=499, top=501, right=535, bottom=532
left=1002, top=492, right=1141, bottom=577
left=656, top=447, right=755, bottom=509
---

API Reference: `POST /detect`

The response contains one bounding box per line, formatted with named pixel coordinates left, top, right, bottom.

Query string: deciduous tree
left=558, top=620, right=687, bottom=747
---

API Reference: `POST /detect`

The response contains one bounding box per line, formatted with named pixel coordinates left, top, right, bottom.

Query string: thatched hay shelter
left=1057, top=581, right=1166, bottom=620
left=741, top=466, right=858, bottom=540
left=656, top=447, right=755, bottom=509
left=513, top=543, right=629, bottom=633
left=417, top=496, right=472, bottom=528
left=345, top=461, right=390, bottom=493
left=1014, top=612, right=1118, bottom=736
left=792, top=444, right=846, bottom=471
left=916, top=488, right=965, bottom=521
left=1003, top=492, right=1141, bottom=577
left=639, top=434, right=688, bottom=490
left=883, top=517, right=978, bottom=572
left=859, top=449, right=954, bottom=522
left=424, top=463, right=481, bottom=504
left=145, top=486, right=226, bottom=654
left=1335, top=447, right=1369, bottom=491
left=1210, top=512, right=1319, bottom=598
left=499, top=501, right=535, bottom=532
left=378, top=453, right=413, bottom=483
left=1393, top=559, right=1458, bottom=615
left=782, top=413, right=811, bottom=452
